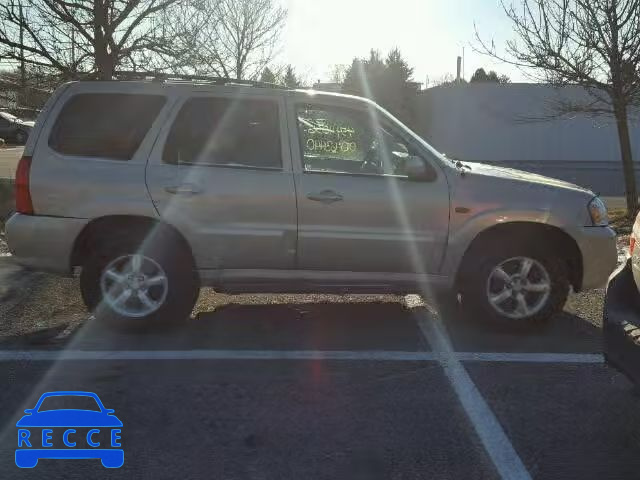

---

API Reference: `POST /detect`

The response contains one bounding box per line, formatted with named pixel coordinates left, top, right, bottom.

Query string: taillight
left=631, top=236, right=636, bottom=256
left=15, top=155, right=33, bottom=214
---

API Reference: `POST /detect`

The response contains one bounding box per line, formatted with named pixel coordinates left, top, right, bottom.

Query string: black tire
left=459, top=241, right=569, bottom=328
left=15, top=130, right=27, bottom=144
left=80, top=226, right=199, bottom=330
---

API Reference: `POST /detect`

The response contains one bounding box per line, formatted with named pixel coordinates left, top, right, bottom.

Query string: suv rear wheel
left=80, top=228, right=199, bottom=330
left=460, top=243, right=569, bottom=327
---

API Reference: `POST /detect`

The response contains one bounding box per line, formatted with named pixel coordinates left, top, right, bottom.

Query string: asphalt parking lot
left=0, top=291, right=637, bottom=479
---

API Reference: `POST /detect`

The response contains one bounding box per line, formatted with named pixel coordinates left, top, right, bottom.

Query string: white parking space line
left=0, top=349, right=603, bottom=363
left=415, top=308, right=532, bottom=480
left=0, top=350, right=437, bottom=362
left=458, top=352, right=603, bottom=363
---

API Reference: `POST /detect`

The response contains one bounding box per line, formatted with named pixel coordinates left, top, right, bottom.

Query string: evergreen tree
left=342, top=48, right=417, bottom=126
left=470, top=67, right=510, bottom=84
left=283, top=65, right=300, bottom=87
left=260, top=67, right=278, bottom=84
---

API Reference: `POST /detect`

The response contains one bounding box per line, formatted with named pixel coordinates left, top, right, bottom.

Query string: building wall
left=413, top=83, right=640, bottom=196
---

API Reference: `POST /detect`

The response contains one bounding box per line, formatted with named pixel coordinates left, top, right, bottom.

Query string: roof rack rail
left=113, top=71, right=289, bottom=89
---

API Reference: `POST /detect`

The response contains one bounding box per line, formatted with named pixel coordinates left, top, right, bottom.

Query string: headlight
left=588, top=196, right=609, bottom=226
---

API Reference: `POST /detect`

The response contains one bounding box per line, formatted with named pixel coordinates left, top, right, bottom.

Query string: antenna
left=463, top=46, right=465, bottom=81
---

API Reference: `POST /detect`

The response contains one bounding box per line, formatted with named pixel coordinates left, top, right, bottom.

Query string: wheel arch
left=455, top=221, right=583, bottom=292
left=70, top=215, right=196, bottom=271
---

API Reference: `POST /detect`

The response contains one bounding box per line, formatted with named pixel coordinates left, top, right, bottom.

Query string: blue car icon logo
left=15, top=391, right=123, bottom=468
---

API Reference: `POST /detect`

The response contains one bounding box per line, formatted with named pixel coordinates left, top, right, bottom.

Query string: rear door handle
left=306, top=190, right=343, bottom=204
left=165, top=184, right=201, bottom=195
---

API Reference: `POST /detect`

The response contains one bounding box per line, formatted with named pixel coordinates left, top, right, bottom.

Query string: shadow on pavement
left=0, top=294, right=604, bottom=355
left=52, top=301, right=430, bottom=352
left=434, top=297, right=602, bottom=353
left=0, top=325, right=71, bottom=347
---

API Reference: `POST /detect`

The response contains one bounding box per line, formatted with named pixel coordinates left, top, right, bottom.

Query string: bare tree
left=176, top=0, right=286, bottom=80
left=328, top=63, right=348, bottom=84
left=429, top=73, right=466, bottom=87
left=0, top=0, right=183, bottom=81
left=0, top=65, right=57, bottom=114
left=476, top=0, right=640, bottom=214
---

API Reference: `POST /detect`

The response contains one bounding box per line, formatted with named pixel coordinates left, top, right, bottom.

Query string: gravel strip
left=0, top=225, right=10, bottom=256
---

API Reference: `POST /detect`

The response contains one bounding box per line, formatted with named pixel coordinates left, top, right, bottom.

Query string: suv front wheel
left=80, top=229, right=199, bottom=330
left=460, top=243, right=569, bottom=327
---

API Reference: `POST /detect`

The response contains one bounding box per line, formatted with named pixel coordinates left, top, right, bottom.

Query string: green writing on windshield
left=301, top=116, right=362, bottom=160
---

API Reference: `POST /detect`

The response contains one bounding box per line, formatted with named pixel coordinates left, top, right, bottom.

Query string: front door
left=146, top=92, right=297, bottom=270
left=289, top=100, right=450, bottom=275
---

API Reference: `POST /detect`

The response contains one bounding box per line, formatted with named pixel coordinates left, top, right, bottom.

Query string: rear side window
left=163, top=97, right=281, bottom=169
left=49, top=93, right=166, bottom=160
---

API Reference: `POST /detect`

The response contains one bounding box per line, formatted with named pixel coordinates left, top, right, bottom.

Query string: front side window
left=163, top=97, right=282, bottom=169
left=49, top=93, right=166, bottom=160
left=296, top=104, right=414, bottom=176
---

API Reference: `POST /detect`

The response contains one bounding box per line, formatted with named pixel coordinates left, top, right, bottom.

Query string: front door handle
left=165, top=184, right=201, bottom=195
left=306, top=190, right=343, bottom=204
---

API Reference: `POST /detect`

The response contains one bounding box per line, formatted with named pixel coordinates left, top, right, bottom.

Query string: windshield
left=37, top=395, right=101, bottom=412
left=372, top=101, right=456, bottom=167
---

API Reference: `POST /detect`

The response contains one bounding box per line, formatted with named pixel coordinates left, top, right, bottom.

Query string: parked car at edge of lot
left=0, top=111, right=34, bottom=144
left=5, top=79, right=618, bottom=330
left=604, top=212, right=640, bottom=385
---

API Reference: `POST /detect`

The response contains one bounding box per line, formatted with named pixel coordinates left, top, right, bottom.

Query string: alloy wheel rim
left=99, top=254, right=168, bottom=318
left=485, top=256, right=551, bottom=319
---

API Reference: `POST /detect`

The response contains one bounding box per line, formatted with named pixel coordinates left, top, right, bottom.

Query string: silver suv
left=5, top=78, right=617, bottom=328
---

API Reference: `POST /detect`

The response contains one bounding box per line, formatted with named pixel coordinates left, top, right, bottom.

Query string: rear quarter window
left=48, top=93, right=166, bottom=160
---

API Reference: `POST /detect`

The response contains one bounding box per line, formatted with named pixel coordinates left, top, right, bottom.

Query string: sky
left=279, top=0, right=528, bottom=86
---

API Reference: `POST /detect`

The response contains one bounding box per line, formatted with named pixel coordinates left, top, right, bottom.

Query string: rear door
left=145, top=90, right=297, bottom=270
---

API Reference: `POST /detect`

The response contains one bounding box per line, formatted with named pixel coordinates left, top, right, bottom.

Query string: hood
left=16, top=410, right=123, bottom=427
left=463, top=161, right=592, bottom=194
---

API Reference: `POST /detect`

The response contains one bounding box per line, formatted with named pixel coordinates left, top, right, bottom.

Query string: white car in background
left=0, top=111, right=34, bottom=144
left=604, top=211, right=640, bottom=385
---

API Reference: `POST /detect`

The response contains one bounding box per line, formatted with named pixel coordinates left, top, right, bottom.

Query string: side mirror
left=105, top=409, right=115, bottom=414
left=391, top=142, right=409, bottom=159
left=24, top=409, right=34, bottom=414
left=405, top=156, right=436, bottom=181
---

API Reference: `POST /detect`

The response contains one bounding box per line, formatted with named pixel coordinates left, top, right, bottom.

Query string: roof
left=63, top=76, right=371, bottom=104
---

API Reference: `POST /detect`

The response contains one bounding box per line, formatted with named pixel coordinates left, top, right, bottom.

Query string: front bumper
left=5, top=213, right=88, bottom=275
left=603, top=258, right=640, bottom=385
left=573, top=226, right=617, bottom=290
